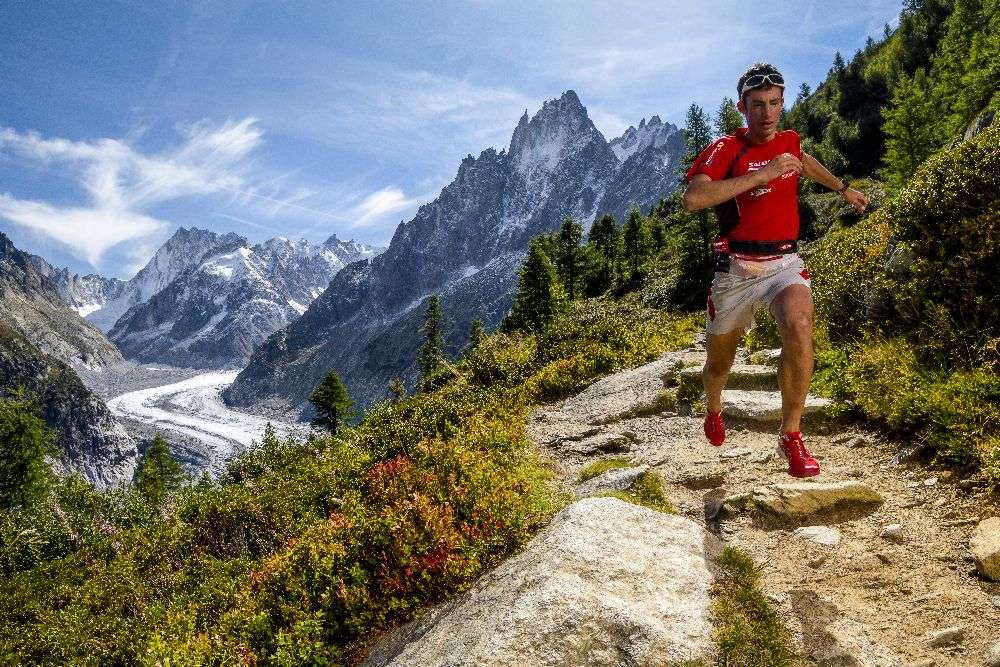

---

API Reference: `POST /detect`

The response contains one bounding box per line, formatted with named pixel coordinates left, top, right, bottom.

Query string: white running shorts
left=706, top=253, right=811, bottom=336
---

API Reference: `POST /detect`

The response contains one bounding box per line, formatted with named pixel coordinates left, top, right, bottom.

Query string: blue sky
left=0, top=0, right=901, bottom=278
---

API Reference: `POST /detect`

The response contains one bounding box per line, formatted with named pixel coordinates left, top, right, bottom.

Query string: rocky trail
left=527, top=343, right=1000, bottom=666
left=363, top=343, right=1000, bottom=666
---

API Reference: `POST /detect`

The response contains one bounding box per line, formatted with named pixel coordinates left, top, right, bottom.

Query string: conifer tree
left=587, top=213, right=620, bottom=290
left=881, top=67, right=939, bottom=185
left=506, top=237, right=564, bottom=332
left=556, top=217, right=584, bottom=300
left=622, top=207, right=653, bottom=281
left=714, top=96, right=744, bottom=137
left=682, top=103, right=713, bottom=170
left=135, top=433, right=186, bottom=506
left=417, top=294, right=445, bottom=387
left=683, top=103, right=715, bottom=269
left=0, top=390, right=55, bottom=510
left=309, top=369, right=356, bottom=433
left=463, top=318, right=486, bottom=357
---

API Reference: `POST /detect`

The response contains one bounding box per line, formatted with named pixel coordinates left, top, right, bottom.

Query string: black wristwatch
left=836, top=180, right=850, bottom=193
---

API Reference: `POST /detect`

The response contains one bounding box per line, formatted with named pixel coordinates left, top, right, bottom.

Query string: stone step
left=722, top=389, right=832, bottom=422
left=680, top=363, right=779, bottom=391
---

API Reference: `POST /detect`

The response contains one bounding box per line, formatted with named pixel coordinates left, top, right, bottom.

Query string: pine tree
left=309, top=369, right=356, bottom=433
left=417, top=295, right=445, bottom=387
left=0, top=390, right=55, bottom=510
left=135, top=433, right=186, bottom=506
left=506, top=237, right=565, bottom=332
left=622, top=207, right=652, bottom=281
left=683, top=103, right=715, bottom=270
left=556, top=217, right=584, bottom=300
left=463, top=318, right=486, bottom=357
left=714, top=97, right=744, bottom=137
left=881, top=67, right=940, bottom=185
left=587, top=213, right=620, bottom=290
left=682, top=103, right=713, bottom=170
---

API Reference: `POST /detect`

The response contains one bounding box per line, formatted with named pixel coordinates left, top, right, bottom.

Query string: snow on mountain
left=225, top=90, right=686, bottom=418
left=82, top=227, right=245, bottom=333
left=608, top=115, right=682, bottom=163
left=109, top=232, right=383, bottom=368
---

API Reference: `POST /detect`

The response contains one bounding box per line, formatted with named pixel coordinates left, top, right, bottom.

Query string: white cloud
left=0, top=195, right=162, bottom=266
left=349, top=186, right=423, bottom=229
left=0, top=118, right=263, bottom=266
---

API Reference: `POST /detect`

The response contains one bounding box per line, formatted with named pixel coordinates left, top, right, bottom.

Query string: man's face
left=737, top=85, right=784, bottom=137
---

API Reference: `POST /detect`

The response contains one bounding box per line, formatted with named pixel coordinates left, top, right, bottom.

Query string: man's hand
left=842, top=187, right=869, bottom=214
left=756, top=153, right=803, bottom=185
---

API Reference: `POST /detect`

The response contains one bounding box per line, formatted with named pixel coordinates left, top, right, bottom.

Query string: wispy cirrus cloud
left=0, top=118, right=262, bottom=266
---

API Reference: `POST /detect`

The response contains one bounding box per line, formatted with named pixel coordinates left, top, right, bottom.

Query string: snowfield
left=107, top=371, right=304, bottom=459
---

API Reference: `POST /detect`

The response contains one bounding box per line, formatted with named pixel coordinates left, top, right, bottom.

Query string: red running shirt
left=685, top=127, right=802, bottom=242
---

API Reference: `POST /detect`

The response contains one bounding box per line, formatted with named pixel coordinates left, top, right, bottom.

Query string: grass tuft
left=711, top=547, right=800, bottom=667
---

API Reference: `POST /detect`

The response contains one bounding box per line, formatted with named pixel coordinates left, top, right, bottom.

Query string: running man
left=682, top=62, right=869, bottom=477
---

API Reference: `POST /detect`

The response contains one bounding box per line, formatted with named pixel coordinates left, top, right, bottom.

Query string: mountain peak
left=507, top=90, right=600, bottom=172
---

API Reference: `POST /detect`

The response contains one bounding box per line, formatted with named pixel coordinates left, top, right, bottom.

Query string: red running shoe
left=778, top=432, right=820, bottom=477
left=704, top=411, right=725, bottom=447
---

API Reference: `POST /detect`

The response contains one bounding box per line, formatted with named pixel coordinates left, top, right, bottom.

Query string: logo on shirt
left=749, top=186, right=771, bottom=197
left=704, top=141, right=725, bottom=167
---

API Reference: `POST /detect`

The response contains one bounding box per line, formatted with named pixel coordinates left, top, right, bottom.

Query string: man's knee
left=779, top=311, right=813, bottom=341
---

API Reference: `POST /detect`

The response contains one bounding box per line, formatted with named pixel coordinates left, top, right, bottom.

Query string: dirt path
left=527, top=345, right=1000, bottom=666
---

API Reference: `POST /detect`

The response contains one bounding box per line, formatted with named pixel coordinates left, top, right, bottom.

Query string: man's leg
left=768, top=284, right=814, bottom=433
left=703, top=326, right=745, bottom=414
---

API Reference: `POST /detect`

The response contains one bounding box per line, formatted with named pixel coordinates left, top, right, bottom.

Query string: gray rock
left=880, top=524, right=905, bottom=543
left=553, top=354, right=682, bottom=425
left=574, top=465, right=650, bottom=498
left=970, top=517, right=1000, bottom=581
left=992, top=595, right=1000, bottom=609
left=565, top=431, right=637, bottom=455
left=845, top=436, right=867, bottom=449
left=680, top=363, right=778, bottom=391
left=749, top=450, right=773, bottom=463
left=675, top=466, right=727, bottom=490
left=723, top=389, right=831, bottom=422
left=922, top=626, right=964, bottom=648
left=793, top=525, right=842, bottom=548
left=362, top=497, right=717, bottom=667
left=986, top=639, right=1000, bottom=667
left=720, top=447, right=752, bottom=459
left=752, top=481, right=884, bottom=524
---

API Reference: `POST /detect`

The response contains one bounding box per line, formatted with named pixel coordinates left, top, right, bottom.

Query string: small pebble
left=881, top=524, right=905, bottom=543
left=907, top=481, right=921, bottom=488
left=924, top=477, right=938, bottom=487
left=922, top=626, right=963, bottom=648
left=845, top=436, right=866, bottom=448
left=992, top=595, right=1000, bottom=609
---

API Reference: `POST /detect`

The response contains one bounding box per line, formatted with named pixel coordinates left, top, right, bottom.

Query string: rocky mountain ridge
left=108, top=231, right=383, bottom=368
left=0, top=232, right=123, bottom=370
left=225, top=90, right=687, bottom=417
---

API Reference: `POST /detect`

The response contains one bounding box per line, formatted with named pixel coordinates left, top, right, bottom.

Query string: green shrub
left=577, top=458, right=632, bottom=482
left=600, top=471, right=674, bottom=514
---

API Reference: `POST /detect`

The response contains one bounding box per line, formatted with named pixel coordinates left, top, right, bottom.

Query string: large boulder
left=363, top=497, right=718, bottom=667
left=970, top=517, right=1000, bottom=581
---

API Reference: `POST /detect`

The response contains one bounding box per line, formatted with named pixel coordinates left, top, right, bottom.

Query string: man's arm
left=801, top=151, right=869, bottom=214
left=682, top=153, right=803, bottom=212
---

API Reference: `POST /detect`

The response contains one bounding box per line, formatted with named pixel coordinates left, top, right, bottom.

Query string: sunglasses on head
left=740, top=72, right=785, bottom=97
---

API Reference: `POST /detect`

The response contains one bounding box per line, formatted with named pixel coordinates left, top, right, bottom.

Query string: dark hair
left=737, top=62, right=784, bottom=102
